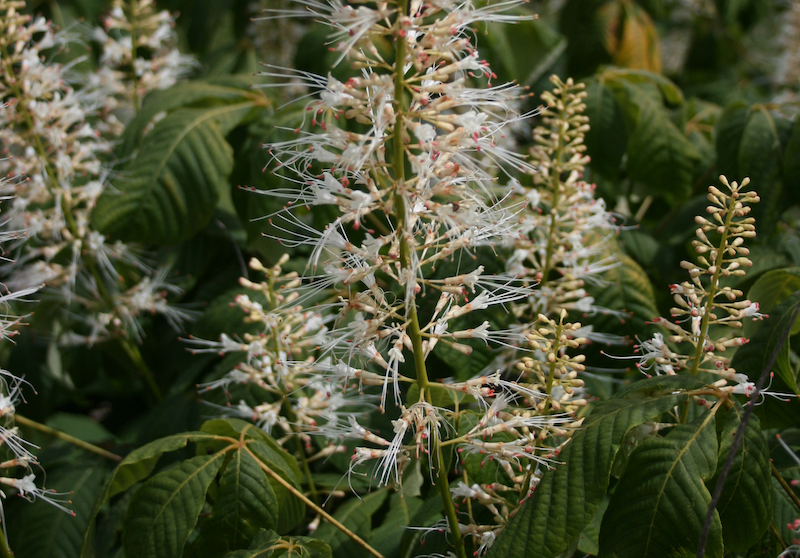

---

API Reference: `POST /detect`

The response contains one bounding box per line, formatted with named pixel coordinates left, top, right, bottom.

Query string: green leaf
left=731, top=291, right=800, bottom=395
left=744, top=267, right=800, bottom=338
left=119, top=78, right=264, bottom=156
left=124, top=453, right=226, bottom=558
left=620, top=82, right=702, bottom=200
left=80, top=432, right=224, bottom=558
left=10, top=463, right=107, bottom=558
left=485, top=376, right=704, bottom=558
left=598, top=411, right=722, bottom=558
left=600, top=68, right=684, bottom=105
left=715, top=101, right=748, bottom=181
left=584, top=79, right=628, bottom=178
left=314, top=489, right=388, bottom=558
left=196, top=448, right=279, bottom=556
left=225, top=529, right=281, bottom=558
left=736, top=106, right=784, bottom=230
left=92, top=104, right=254, bottom=244
left=707, top=404, right=772, bottom=552
left=370, top=492, right=424, bottom=558
left=247, top=440, right=306, bottom=533
left=586, top=251, right=660, bottom=339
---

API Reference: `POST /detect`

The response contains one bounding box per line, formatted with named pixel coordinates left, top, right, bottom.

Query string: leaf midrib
left=643, top=409, right=717, bottom=556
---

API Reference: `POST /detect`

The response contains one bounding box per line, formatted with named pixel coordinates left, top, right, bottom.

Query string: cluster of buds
left=0, top=0, right=192, bottom=346
left=631, top=177, right=768, bottom=388
left=508, top=76, right=619, bottom=323
left=231, top=1, right=601, bottom=554
left=187, top=255, right=370, bottom=454
left=91, top=0, right=196, bottom=124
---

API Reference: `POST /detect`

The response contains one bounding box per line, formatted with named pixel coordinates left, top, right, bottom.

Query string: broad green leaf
left=715, top=101, right=748, bottom=181
left=80, top=432, right=225, bottom=558
left=196, top=448, right=279, bottom=556
left=92, top=104, right=253, bottom=244
left=599, top=67, right=683, bottom=105
left=399, top=495, right=446, bottom=558
left=736, top=106, right=784, bottom=230
left=314, top=489, right=388, bottom=558
left=485, top=376, right=704, bottom=558
left=124, top=453, right=226, bottom=558
left=707, top=404, right=771, bottom=552
left=199, top=419, right=306, bottom=534
left=744, top=267, right=800, bottom=338
left=620, top=81, right=701, bottom=200
left=586, top=251, right=660, bottom=339
left=247, top=440, right=306, bottom=533
left=119, top=78, right=265, bottom=156
left=731, top=291, right=800, bottom=395
left=598, top=411, right=722, bottom=558
left=584, top=79, right=628, bottom=178
left=10, top=463, right=107, bottom=558
left=45, top=413, right=116, bottom=444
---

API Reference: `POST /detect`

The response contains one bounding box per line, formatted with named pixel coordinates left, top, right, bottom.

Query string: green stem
left=15, top=414, right=122, bottom=462
left=391, top=4, right=464, bottom=557
left=436, top=443, right=467, bottom=558
left=689, top=199, right=735, bottom=376
left=245, top=445, right=385, bottom=558
left=0, top=530, right=13, bottom=558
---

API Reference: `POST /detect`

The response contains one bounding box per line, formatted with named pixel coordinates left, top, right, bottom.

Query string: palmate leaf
left=708, top=404, right=772, bottom=552
left=199, top=419, right=306, bottom=534
left=123, top=453, right=226, bottom=558
left=618, top=81, right=702, bottom=201
left=598, top=410, right=722, bottom=558
left=744, top=267, right=800, bottom=338
left=92, top=103, right=255, bottom=244
left=117, top=77, right=265, bottom=157
left=485, top=376, right=704, bottom=558
left=583, top=78, right=628, bottom=178
left=196, top=448, right=279, bottom=557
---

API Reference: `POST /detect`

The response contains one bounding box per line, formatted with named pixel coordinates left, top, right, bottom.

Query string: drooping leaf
left=598, top=411, right=722, bottom=558
left=196, top=448, right=279, bottom=556
left=736, top=106, right=784, bottom=230
left=123, top=453, right=226, bottom=558
left=118, top=78, right=265, bottom=156
left=485, top=375, right=705, bottom=558
left=314, top=489, right=388, bottom=558
left=707, top=404, right=772, bottom=552
left=10, top=463, right=107, bottom=558
left=224, top=529, right=281, bottom=558
left=715, top=101, right=748, bottom=180
left=92, top=104, right=256, bottom=244
left=618, top=81, right=701, bottom=200
left=584, top=78, right=628, bottom=178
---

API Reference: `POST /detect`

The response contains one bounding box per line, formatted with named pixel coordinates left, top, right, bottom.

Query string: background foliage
left=4, top=1, right=800, bottom=557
